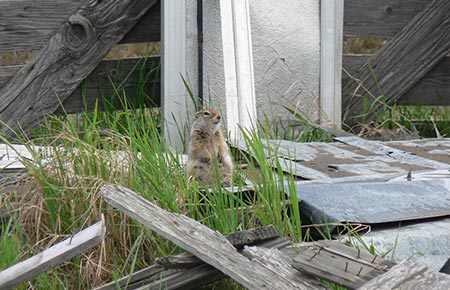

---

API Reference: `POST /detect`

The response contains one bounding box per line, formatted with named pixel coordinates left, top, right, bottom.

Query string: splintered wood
left=100, top=184, right=323, bottom=290
left=99, top=184, right=450, bottom=289
left=292, top=240, right=450, bottom=290
left=0, top=220, right=105, bottom=290
left=360, top=261, right=450, bottom=290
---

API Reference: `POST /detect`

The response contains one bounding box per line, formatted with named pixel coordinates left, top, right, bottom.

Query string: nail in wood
left=357, top=267, right=363, bottom=276
left=308, top=252, right=318, bottom=261
left=371, top=254, right=378, bottom=263
left=345, top=262, right=348, bottom=272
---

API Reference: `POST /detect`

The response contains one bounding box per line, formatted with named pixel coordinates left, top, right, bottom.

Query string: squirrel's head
left=192, top=108, right=221, bottom=134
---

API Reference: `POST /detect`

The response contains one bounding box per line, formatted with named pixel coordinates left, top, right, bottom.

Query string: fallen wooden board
left=0, top=220, right=105, bottom=289
left=360, top=260, right=450, bottom=290
left=292, top=240, right=395, bottom=289
left=243, top=246, right=328, bottom=290
left=95, top=236, right=292, bottom=290
left=100, top=184, right=323, bottom=290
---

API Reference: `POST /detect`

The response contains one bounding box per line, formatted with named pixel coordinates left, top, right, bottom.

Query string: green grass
left=0, top=57, right=328, bottom=289
left=0, top=107, right=313, bottom=288
left=0, top=41, right=446, bottom=289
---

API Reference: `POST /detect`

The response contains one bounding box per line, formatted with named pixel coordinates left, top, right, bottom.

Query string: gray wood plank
left=0, top=57, right=161, bottom=114
left=292, top=240, right=393, bottom=290
left=359, top=261, right=428, bottom=290
left=100, top=184, right=322, bottom=290
left=0, top=0, right=159, bottom=138
left=0, top=0, right=160, bottom=52
left=242, top=246, right=328, bottom=290
left=336, top=136, right=450, bottom=169
left=344, top=0, right=430, bottom=38
left=343, top=55, right=450, bottom=106
left=95, top=237, right=292, bottom=290
left=342, top=0, right=450, bottom=124
left=0, top=220, right=105, bottom=290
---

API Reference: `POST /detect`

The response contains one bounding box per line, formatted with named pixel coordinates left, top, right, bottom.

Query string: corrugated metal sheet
left=293, top=179, right=450, bottom=224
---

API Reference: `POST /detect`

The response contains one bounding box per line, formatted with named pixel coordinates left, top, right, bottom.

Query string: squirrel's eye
left=203, top=111, right=210, bottom=116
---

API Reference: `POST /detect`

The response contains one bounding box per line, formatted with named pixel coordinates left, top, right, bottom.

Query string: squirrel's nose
left=217, top=115, right=221, bottom=120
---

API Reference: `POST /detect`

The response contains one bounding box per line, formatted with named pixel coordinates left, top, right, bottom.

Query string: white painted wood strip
left=100, top=184, right=322, bottom=290
left=161, top=0, right=187, bottom=152
left=0, top=220, right=105, bottom=290
left=220, top=0, right=257, bottom=140
left=336, top=136, right=450, bottom=169
left=320, top=0, right=344, bottom=127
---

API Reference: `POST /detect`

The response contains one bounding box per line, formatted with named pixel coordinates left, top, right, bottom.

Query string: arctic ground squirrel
left=187, top=108, right=233, bottom=186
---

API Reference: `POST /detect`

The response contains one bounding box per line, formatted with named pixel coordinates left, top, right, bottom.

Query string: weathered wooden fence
left=0, top=0, right=162, bottom=137
left=0, top=0, right=448, bottom=136
left=342, top=0, right=450, bottom=123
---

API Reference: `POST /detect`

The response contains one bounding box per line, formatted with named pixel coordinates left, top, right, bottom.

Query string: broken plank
left=292, top=240, right=393, bottom=290
left=0, top=0, right=159, bottom=138
left=242, top=246, right=328, bottom=290
left=100, top=184, right=321, bottom=290
left=336, top=136, right=450, bottom=169
left=0, top=220, right=105, bottom=290
left=359, top=261, right=427, bottom=290
left=95, top=236, right=291, bottom=290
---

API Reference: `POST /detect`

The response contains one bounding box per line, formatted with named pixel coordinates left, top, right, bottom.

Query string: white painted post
left=161, top=0, right=187, bottom=152
left=219, top=0, right=257, bottom=140
left=320, top=0, right=344, bottom=128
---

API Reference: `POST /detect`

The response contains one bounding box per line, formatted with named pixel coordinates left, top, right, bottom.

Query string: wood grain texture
left=100, top=184, right=322, bottom=290
left=0, top=57, right=161, bottom=114
left=95, top=236, right=291, bottom=290
left=0, top=0, right=158, bottom=138
left=0, top=0, right=160, bottom=52
left=344, top=0, right=430, bottom=38
left=292, top=240, right=394, bottom=290
left=343, top=55, right=450, bottom=106
left=0, top=221, right=104, bottom=290
left=242, top=246, right=329, bottom=290
left=342, top=0, right=450, bottom=124
left=359, top=261, right=428, bottom=289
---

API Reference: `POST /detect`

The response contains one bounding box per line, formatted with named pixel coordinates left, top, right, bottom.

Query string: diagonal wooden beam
left=342, top=0, right=450, bottom=125
left=0, top=220, right=105, bottom=289
left=0, top=0, right=158, bottom=138
left=100, top=184, right=323, bottom=290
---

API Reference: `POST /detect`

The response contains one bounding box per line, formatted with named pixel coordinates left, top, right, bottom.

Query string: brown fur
left=187, top=108, right=233, bottom=186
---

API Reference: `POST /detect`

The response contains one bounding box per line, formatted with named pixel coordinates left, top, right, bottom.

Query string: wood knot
left=385, top=6, right=393, bottom=15
left=63, top=14, right=95, bottom=52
